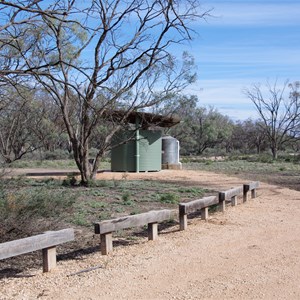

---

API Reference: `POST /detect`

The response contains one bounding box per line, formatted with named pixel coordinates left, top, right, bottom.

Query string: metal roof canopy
left=108, top=110, right=181, bottom=128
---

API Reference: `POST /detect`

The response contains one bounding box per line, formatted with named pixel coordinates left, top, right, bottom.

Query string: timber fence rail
left=179, top=196, right=218, bottom=230
left=0, top=181, right=260, bottom=274
left=94, top=209, right=177, bottom=255
left=218, top=185, right=244, bottom=212
left=95, top=181, right=259, bottom=255
left=179, top=181, right=259, bottom=231
left=244, top=181, right=259, bottom=201
left=0, top=228, right=74, bottom=272
left=0, top=181, right=259, bottom=272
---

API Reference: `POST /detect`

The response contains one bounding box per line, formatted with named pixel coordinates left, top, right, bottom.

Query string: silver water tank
left=161, top=136, right=182, bottom=169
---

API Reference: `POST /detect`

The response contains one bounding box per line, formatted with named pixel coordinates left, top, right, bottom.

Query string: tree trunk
left=70, top=139, right=91, bottom=186
left=75, top=158, right=92, bottom=186
left=256, top=144, right=260, bottom=154
left=271, top=147, right=278, bottom=160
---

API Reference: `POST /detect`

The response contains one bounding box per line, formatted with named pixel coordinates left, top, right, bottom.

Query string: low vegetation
left=0, top=175, right=209, bottom=243
left=183, top=153, right=300, bottom=191
left=1, top=154, right=298, bottom=240
left=1, top=153, right=300, bottom=272
left=2, top=152, right=300, bottom=243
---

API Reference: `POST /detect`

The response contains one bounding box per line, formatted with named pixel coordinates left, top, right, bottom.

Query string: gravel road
left=1, top=170, right=300, bottom=299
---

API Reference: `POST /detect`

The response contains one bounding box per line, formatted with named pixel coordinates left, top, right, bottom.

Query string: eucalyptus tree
left=0, top=0, right=211, bottom=184
left=190, top=107, right=233, bottom=155
left=0, top=87, right=50, bottom=163
left=168, top=100, right=233, bottom=155
left=229, top=119, right=268, bottom=154
left=244, top=81, right=300, bottom=159
left=164, top=94, right=199, bottom=155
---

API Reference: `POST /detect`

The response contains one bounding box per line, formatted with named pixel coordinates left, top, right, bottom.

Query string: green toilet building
left=110, top=111, right=180, bottom=172
left=111, top=129, right=162, bottom=172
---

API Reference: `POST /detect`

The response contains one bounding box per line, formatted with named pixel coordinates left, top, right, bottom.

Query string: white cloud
left=199, top=2, right=300, bottom=27
left=196, top=47, right=300, bottom=66
left=171, top=1, right=300, bottom=120
left=186, top=78, right=275, bottom=120
left=186, top=77, right=300, bottom=121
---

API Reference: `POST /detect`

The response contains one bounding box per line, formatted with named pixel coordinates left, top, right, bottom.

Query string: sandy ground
left=1, top=170, right=300, bottom=299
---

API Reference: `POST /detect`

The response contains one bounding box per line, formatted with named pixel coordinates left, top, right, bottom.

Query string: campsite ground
left=1, top=169, right=300, bottom=299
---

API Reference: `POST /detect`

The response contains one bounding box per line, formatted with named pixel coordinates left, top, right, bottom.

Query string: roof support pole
left=135, top=116, right=140, bottom=173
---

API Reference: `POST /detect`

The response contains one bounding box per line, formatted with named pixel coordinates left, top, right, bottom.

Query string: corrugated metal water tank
left=162, top=135, right=182, bottom=169
left=111, top=130, right=162, bottom=172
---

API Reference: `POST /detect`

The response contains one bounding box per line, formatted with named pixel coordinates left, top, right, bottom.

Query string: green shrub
left=159, top=193, right=179, bottom=204
left=1, top=187, right=77, bottom=219
left=122, top=191, right=134, bottom=206
left=10, top=159, right=77, bottom=169
left=277, top=153, right=300, bottom=164
left=0, top=192, right=9, bottom=219
left=89, top=201, right=107, bottom=209
left=62, top=175, right=77, bottom=186
left=72, top=212, right=90, bottom=226
left=115, top=207, right=125, bottom=213
left=256, top=154, right=274, bottom=163
left=44, top=150, right=70, bottom=160
left=98, top=211, right=111, bottom=221
left=21, top=188, right=76, bottom=217
left=95, top=180, right=112, bottom=188
left=226, top=154, right=248, bottom=161
left=84, top=179, right=99, bottom=187
left=88, top=190, right=106, bottom=197
left=178, top=187, right=205, bottom=197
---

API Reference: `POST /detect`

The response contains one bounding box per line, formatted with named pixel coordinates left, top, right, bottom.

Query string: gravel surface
left=1, top=170, right=300, bottom=299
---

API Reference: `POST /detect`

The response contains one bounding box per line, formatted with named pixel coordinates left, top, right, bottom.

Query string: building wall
left=111, top=130, right=162, bottom=172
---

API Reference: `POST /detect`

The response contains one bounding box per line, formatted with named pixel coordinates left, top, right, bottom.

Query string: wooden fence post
left=148, top=223, right=158, bottom=240
left=231, top=195, right=238, bottom=206
left=179, top=213, right=187, bottom=231
left=243, top=182, right=259, bottom=202
left=201, top=207, right=209, bottom=220
left=42, top=246, right=57, bottom=272
left=100, top=233, right=113, bottom=255
left=219, top=192, right=226, bottom=212
left=243, top=185, right=249, bottom=202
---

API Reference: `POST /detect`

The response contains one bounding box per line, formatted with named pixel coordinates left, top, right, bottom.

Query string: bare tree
left=228, top=120, right=268, bottom=154
left=0, top=0, right=210, bottom=184
left=167, top=99, right=233, bottom=155
left=244, top=80, right=300, bottom=159
left=0, top=86, right=51, bottom=163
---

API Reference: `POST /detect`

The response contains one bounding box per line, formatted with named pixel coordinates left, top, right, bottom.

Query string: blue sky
left=181, top=0, right=300, bottom=121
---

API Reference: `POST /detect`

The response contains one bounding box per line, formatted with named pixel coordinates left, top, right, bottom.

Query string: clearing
left=1, top=169, right=300, bottom=299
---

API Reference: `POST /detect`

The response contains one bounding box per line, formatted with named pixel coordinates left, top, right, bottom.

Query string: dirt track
left=1, top=170, right=300, bottom=299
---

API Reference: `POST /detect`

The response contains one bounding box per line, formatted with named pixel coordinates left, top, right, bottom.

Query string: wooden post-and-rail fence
left=95, top=181, right=259, bottom=255
left=0, top=181, right=259, bottom=272
left=179, top=182, right=259, bottom=231
left=95, top=209, right=177, bottom=255
left=0, top=229, right=74, bottom=272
